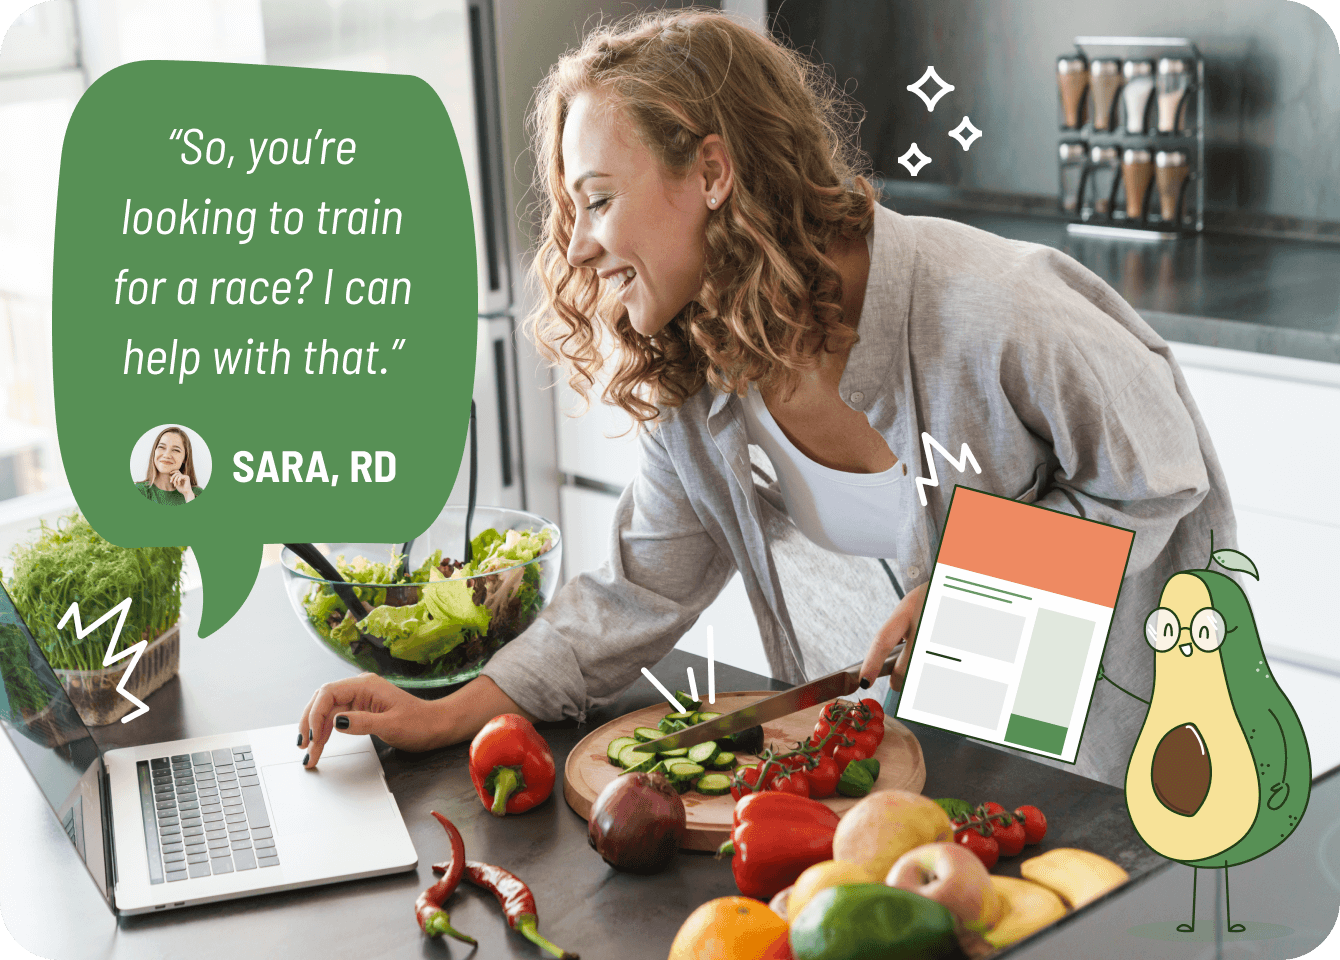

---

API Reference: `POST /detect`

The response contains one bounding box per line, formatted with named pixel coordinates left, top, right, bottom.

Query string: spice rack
left=1056, top=36, right=1205, bottom=240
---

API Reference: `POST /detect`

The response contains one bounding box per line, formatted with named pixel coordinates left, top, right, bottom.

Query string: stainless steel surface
left=635, top=647, right=902, bottom=754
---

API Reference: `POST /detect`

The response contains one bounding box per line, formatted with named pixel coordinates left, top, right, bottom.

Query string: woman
left=296, top=10, right=1233, bottom=787
left=134, top=426, right=203, bottom=505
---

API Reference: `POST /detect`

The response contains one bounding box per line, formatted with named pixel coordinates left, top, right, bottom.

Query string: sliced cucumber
left=633, top=726, right=664, bottom=743
left=658, top=717, right=690, bottom=734
left=695, top=712, right=722, bottom=724
left=660, top=746, right=689, bottom=758
left=687, top=741, right=719, bottom=765
left=710, top=751, right=736, bottom=769
left=623, top=753, right=658, bottom=775
left=607, top=737, right=639, bottom=765
left=695, top=773, right=733, bottom=796
left=663, top=711, right=696, bottom=724
left=618, top=743, right=656, bottom=769
left=667, top=761, right=706, bottom=781
left=674, top=691, right=703, bottom=711
left=647, top=760, right=671, bottom=777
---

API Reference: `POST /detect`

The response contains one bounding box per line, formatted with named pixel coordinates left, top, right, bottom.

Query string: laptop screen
left=0, top=582, right=114, bottom=906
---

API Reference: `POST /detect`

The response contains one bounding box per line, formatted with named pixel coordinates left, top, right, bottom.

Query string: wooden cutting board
left=563, top=691, right=926, bottom=851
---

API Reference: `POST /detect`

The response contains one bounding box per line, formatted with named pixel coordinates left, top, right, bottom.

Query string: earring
left=709, top=197, right=717, bottom=206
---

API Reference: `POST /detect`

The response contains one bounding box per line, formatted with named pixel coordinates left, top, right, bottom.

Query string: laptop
left=0, top=582, right=417, bottom=915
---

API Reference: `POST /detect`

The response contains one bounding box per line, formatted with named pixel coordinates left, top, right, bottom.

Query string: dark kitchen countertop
left=1, top=564, right=1336, bottom=959
left=884, top=196, right=1340, bottom=364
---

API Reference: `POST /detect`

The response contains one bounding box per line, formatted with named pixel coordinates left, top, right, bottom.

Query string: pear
left=831, top=789, right=954, bottom=879
left=983, top=876, right=1067, bottom=949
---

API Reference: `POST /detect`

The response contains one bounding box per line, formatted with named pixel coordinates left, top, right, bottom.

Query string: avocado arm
left=1264, top=708, right=1290, bottom=811
left=1097, top=662, right=1150, bottom=705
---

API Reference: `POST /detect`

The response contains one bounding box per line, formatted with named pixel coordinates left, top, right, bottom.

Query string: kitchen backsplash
left=770, top=0, right=1339, bottom=227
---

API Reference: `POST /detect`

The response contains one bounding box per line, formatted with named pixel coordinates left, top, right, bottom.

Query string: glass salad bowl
left=280, top=505, right=562, bottom=689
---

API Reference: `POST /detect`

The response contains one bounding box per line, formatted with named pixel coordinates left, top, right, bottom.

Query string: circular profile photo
left=129, top=424, right=212, bottom=506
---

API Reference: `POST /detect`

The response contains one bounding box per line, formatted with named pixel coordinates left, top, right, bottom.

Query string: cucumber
left=710, top=751, right=736, bottom=769
left=633, top=726, right=664, bottom=743
left=660, top=747, right=689, bottom=758
left=618, top=743, right=655, bottom=769
left=667, top=761, right=706, bottom=781
left=622, top=750, right=658, bottom=774
left=607, top=737, right=639, bottom=765
left=648, top=760, right=671, bottom=777
left=687, top=741, right=719, bottom=765
left=695, top=712, right=722, bottom=724
left=663, top=711, right=696, bottom=724
left=727, top=725, right=764, bottom=755
left=674, top=691, right=703, bottom=711
left=695, top=773, right=733, bottom=796
left=658, top=717, right=690, bottom=734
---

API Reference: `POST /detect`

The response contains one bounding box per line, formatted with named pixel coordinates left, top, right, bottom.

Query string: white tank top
left=741, top=385, right=907, bottom=558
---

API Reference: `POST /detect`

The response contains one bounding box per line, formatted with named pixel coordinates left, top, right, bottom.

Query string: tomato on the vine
left=832, top=740, right=870, bottom=772
left=805, top=754, right=841, bottom=799
left=991, top=814, right=1026, bottom=858
left=956, top=825, right=999, bottom=870
left=1014, top=805, right=1048, bottom=845
left=770, top=768, right=811, bottom=797
left=859, top=698, right=885, bottom=724
left=847, top=727, right=880, bottom=758
left=730, top=765, right=761, bottom=801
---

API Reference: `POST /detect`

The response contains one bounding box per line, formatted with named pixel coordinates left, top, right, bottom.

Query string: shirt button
left=907, top=565, right=921, bottom=580
left=849, top=391, right=865, bottom=405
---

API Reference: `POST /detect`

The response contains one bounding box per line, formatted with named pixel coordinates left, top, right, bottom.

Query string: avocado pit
left=1151, top=723, right=1211, bottom=817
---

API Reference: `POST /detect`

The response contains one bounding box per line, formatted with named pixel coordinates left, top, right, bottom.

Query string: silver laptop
left=0, top=582, right=417, bottom=915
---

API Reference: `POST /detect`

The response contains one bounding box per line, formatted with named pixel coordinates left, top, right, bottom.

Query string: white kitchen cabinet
left=1170, top=342, right=1340, bottom=675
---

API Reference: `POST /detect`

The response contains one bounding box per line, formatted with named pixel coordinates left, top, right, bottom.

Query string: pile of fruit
left=673, top=788, right=1129, bottom=960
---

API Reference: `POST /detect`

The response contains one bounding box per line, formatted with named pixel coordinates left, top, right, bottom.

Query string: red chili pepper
left=716, top=791, right=841, bottom=900
left=468, top=714, right=556, bottom=816
left=414, top=811, right=475, bottom=944
left=465, top=860, right=579, bottom=959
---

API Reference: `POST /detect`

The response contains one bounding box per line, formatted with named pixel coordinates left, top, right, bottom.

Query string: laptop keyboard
left=136, top=746, right=278, bottom=884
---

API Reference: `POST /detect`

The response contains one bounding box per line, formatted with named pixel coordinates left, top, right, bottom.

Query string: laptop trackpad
left=262, top=753, right=394, bottom=843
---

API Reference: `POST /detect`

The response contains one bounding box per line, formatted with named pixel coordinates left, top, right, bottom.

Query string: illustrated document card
left=896, top=487, right=1134, bottom=762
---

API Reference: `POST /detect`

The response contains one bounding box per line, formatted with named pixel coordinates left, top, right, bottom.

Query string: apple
left=768, top=885, right=792, bottom=921
left=831, top=790, right=954, bottom=879
left=886, top=842, right=1004, bottom=934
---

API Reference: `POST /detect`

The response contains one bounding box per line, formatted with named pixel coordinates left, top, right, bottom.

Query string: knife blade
left=633, top=643, right=904, bottom=756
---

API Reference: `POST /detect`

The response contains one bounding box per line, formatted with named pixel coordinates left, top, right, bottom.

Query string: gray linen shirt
left=482, top=202, right=1236, bottom=787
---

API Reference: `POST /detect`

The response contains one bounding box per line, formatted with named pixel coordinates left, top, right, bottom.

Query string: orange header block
left=937, top=487, right=1134, bottom=608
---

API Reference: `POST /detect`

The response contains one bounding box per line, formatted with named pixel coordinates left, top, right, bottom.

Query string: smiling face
left=153, top=432, right=186, bottom=475
left=561, top=91, right=714, bottom=337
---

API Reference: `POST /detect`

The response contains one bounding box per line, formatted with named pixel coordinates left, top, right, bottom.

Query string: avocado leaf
left=1212, top=549, right=1260, bottom=580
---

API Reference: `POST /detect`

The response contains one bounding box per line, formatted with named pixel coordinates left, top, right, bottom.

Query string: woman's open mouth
left=614, top=267, right=636, bottom=297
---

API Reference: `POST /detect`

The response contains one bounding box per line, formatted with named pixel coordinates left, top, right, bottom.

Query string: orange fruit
left=669, top=897, right=790, bottom=960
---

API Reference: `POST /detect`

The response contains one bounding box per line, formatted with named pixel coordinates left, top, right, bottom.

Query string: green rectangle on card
left=1004, top=714, right=1068, bottom=754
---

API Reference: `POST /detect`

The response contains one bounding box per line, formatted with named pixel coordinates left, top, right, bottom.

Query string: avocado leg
left=1224, top=867, right=1246, bottom=932
left=1177, top=867, right=1197, bottom=933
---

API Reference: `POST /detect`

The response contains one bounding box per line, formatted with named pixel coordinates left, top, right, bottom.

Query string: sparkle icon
left=948, top=116, right=983, bottom=151
left=898, top=142, right=932, bottom=177
left=906, top=65, right=955, bottom=112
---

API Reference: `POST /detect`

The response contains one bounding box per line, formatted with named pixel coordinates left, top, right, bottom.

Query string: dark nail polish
left=296, top=733, right=303, bottom=747
left=302, top=752, right=310, bottom=766
left=335, top=715, right=349, bottom=730
left=308, top=727, right=313, bottom=742
left=859, top=677, right=871, bottom=689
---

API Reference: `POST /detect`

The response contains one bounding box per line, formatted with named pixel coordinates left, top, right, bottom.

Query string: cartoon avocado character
left=1111, top=544, right=1310, bottom=932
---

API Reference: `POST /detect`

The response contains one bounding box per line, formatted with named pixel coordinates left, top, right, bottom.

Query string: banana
left=1019, top=848, right=1129, bottom=909
left=983, top=876, right=1066, bottom=949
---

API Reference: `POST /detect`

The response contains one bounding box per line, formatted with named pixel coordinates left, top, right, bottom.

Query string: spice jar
left=1058, top=141, right=1087, bottom=212
left=1121, top=60, right=1156, bottom=134
left=1090, top=59, right=1123, bottom=132
left=1156, top=58, right=1192, bottom=134
left=1057, top=55, right=1089, bottom=130
left=1122, top=148, right=1155, bottom=221
left=1155, top=150, right=1190, bottom=222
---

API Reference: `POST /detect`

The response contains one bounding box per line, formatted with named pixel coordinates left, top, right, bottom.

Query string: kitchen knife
left=634, top=643, right=905, bottom=755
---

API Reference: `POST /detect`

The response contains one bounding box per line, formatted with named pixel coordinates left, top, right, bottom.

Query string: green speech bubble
left=53, top=61, right=477, bottom=637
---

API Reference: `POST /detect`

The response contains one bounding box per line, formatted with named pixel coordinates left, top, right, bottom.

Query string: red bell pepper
left=716, top=791, right=841, bottom=900
left=469, top=714, right=556, bottom=816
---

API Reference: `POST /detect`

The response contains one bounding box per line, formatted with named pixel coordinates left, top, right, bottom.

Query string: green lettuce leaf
left=421, top=577, right=491, bottom=632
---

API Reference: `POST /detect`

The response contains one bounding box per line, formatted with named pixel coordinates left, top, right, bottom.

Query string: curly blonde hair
left=526, top=7, right=876, bottom=426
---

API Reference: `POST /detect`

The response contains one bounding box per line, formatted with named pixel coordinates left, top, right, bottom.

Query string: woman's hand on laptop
left=298, top=674, right=541, bottom=768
